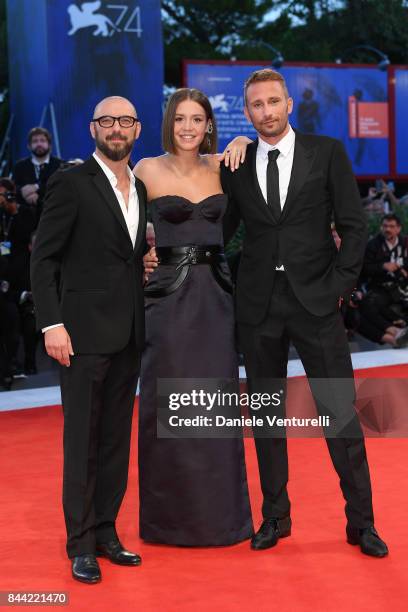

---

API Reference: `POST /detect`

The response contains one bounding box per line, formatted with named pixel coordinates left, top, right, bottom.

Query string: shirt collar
left=257, top=124, right=295, bottom=160
left=93, top=152, right=135, bottom=187
left=385, top=236, right=399, bottom=249
left=31, top=154, right=50, bottom=166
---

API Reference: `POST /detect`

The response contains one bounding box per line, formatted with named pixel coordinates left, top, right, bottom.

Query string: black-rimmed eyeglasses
left=0, top=191, right=17, bottom=202
left=91, top=115, right=140, bottom=128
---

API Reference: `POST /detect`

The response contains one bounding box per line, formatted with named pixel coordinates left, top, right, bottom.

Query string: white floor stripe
left=1, top=349, right=407, bottom=413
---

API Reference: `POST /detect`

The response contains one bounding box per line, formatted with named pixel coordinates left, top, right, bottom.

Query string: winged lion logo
left=67, top=1, right=120, bottom=37
left=209, top=95, right=229, bottom=112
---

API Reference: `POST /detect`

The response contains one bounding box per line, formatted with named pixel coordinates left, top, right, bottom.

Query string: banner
left=186, top=62, right=389, bottom=176
left=395, top=68, right=408, bottom=175
left=7, top=0, right=163, bottom=162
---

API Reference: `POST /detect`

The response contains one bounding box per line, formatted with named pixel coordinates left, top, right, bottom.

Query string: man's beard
left=31, top=145, right=50, bottom=158
left=257, top=117, right=288, bottom=139
left=96, top=133, right=134, bottom=161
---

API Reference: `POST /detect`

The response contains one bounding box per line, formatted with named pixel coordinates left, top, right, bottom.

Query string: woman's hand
left=143, top=247, right=158, bottom=282
left=218, top=136, right=253, bottom=171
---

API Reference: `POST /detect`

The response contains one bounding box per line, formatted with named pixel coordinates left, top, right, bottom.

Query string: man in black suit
left=221, top=69, right=388, bottom=557
left=31, top=96, right=147, bottom=583
left=13, top=127, right=63, bottom=225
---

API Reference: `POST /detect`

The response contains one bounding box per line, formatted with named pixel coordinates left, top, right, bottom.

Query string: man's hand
left=21, top=184, right=39, bottom=201
left=383, top=262, right=400, bottom=273
left=44, top=326, right=74, bottom=366
left=143, top=247, right=158, bottom=282
left=218, top=136, right=252, bottom=171
left=25, top=192, right=39, bottom=205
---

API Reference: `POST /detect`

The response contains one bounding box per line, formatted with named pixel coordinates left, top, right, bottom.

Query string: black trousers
left=239, top=272, right=374, bottom=529
left=60, top=336, right=140, bottom=558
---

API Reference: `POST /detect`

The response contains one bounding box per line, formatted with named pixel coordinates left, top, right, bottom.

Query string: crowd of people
left=362, top=178, right=408, bottom=212
left=0, top=124, right=407, bottom=390
left=0, top=127, right=63, bottom=388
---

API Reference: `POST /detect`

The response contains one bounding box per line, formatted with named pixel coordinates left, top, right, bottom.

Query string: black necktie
left=267, top=149, right=281, bottom=219
left=34, top=163, right=46, bottom=181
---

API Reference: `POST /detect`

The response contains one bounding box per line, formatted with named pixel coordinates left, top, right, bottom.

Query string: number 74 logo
left=107, top=3, right=143, bottom=36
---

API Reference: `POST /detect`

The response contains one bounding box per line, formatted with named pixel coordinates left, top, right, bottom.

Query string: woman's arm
left=217, top=136, right=253, bottom=171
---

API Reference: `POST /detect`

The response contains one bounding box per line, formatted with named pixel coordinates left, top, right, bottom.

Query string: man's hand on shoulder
left=44, top=326, right=74, bottom=367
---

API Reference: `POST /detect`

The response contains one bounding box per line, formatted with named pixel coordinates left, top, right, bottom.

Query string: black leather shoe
left=72, top=554, right=101, bottom=584
left=346, top=525, right=388, bottom=557
left=96, top=540, right=142, bottom=566
left=251, top=516, right=292, bottom=550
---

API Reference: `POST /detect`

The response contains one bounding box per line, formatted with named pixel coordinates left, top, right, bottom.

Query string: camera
left=350, top=291, right=363, bottom=305
left=2, top=191, right=17, bottom=203
left=388, top=270, right=408, bottom=310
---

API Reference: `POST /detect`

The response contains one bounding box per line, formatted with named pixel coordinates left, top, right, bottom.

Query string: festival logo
left=67, top=1, right=142, bottom=37
left=209, top=95, right=229, bottom=112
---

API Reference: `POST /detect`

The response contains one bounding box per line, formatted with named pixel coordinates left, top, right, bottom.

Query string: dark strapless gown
left=138, top=194, right=253, bottom=546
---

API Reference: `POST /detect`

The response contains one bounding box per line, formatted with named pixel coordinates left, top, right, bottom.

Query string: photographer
left=0, top=179, right=37, bottom=376
left=361, top=213, right=408, bottom=326
left=344, top=289, right=408, bottom=348
left=362, top=179, right=399, bottom=213
left=332, top=220, right=408, bottom=348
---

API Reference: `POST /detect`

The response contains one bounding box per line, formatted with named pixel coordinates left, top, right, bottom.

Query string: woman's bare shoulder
left=203, top=153, right=222, bottom=172
left=133, top=155, right=168, bottom=180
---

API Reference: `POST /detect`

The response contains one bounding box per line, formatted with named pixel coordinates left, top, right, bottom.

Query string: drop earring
left=207, top=121, right=213, bottom=148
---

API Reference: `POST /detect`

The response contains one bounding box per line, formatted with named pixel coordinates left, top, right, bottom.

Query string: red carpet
left=0, top=367, right=407, bottom=611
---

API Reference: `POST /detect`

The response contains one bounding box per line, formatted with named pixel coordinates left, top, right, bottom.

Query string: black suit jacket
left=221, top=131, right=367, bottom=323
left=30, top=156, right=147, bottom=354
left=2, top=207, right=36, bottom=293
left=361, top=232, right=408, bottom=289
left=13, top=156, right=63, bottom=199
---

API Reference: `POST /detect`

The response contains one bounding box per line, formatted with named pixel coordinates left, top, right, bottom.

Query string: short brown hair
left=162, top=88, right=217, bottom=154
left=244, top=69, right=289, bottom=104
left=27, top=127, right=52, bottom=145
left=0, top=177, right=15, bottom=192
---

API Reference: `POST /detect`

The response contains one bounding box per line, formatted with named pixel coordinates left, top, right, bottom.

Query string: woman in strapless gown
left=135, top=88, right=253, bottom=546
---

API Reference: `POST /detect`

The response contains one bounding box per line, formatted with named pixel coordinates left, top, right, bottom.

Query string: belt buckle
left=189, top=246, right=197, bottom=265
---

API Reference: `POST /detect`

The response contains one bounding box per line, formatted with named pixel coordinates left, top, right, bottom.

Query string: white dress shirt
left=31, top=154, right=51, bottom=182
left=256, top=125, right=295, bottom=270
left=43, top=153, right=139, bottom=333
left=256, top=124, right=295, bottom=208
left=92, top=152, right=139, bottom=247
left=31, top=153, right=51, bottom=166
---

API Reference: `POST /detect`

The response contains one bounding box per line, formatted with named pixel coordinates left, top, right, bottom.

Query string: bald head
left=90, top=95, right=141, bottom=163
left=93, top=96, right=137, bottom=119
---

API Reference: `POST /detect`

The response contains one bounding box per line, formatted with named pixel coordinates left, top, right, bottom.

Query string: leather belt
left=145, top=244, right=232, bottom=297
left=156, top=245, right=226, bottom=269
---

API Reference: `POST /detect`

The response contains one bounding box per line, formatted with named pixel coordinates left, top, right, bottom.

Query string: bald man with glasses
left=31, top=97, right=147, bottom=584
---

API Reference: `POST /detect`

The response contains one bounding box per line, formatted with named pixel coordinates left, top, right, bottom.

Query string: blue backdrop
left=7, top=0, right=163, bottom=162
left=395, top=68, right=408, bottom=175
left=186, top=63, right=389, bottom=176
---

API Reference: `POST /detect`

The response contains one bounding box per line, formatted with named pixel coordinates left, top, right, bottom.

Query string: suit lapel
left=244, top=141, right=279, bottom=222
left=280, top=134, right=316, bottom=223
left=133, top=179, right=146, bottom=254
left=87, top=157, right=133, bottom=249
left=93, top=172, right=131, bottom=242
left=248, top=140, right=266, bottom=205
